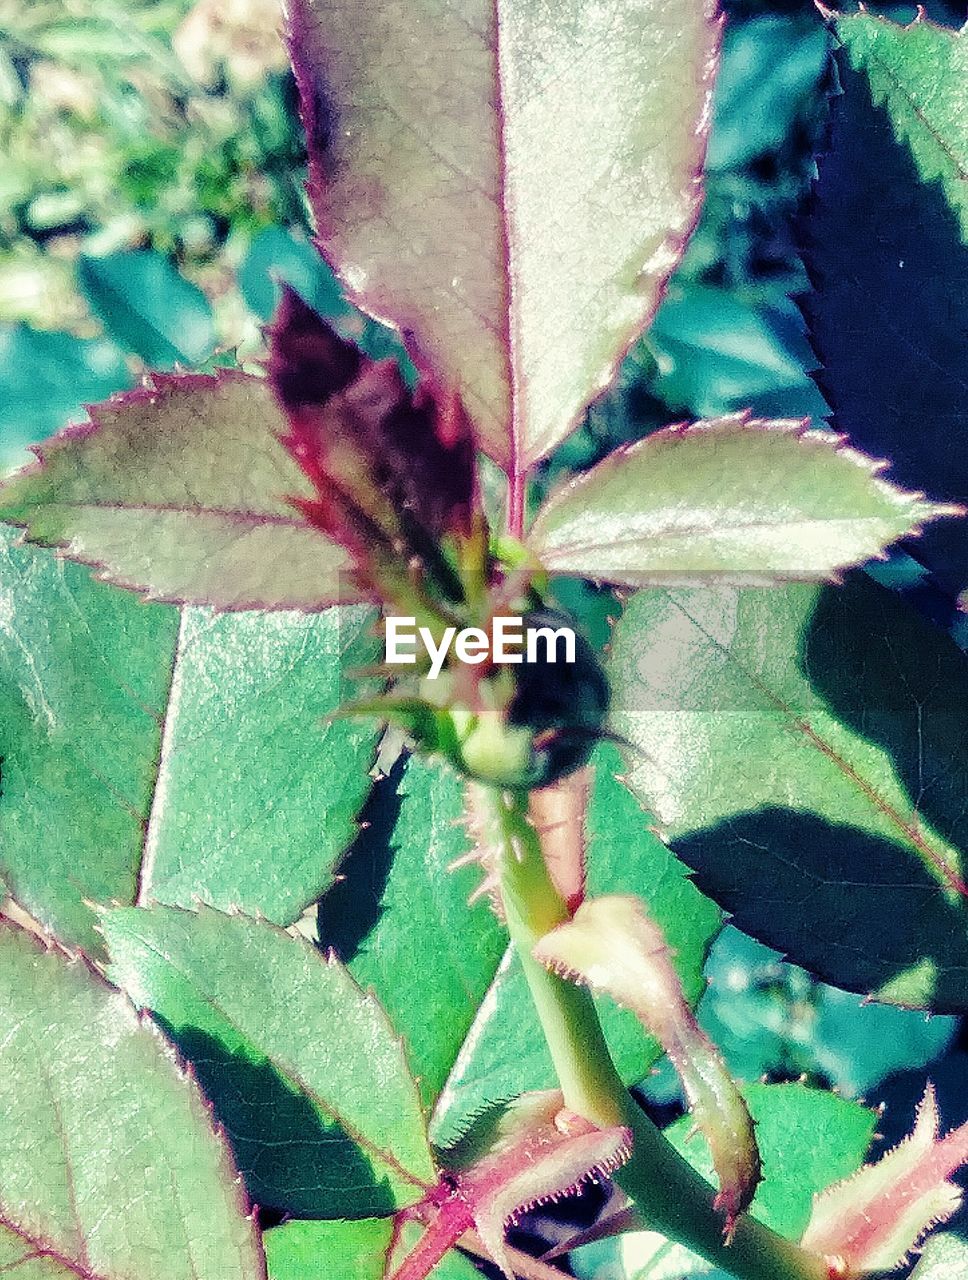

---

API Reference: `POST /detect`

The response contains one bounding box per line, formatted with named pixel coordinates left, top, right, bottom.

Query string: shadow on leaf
left=157, top=1020, right=397, bottom=1219
left=801, top=59, right=968, bottom=600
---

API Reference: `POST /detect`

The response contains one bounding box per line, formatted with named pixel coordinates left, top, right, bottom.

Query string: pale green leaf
left=528, top=417, right=958, bottom=587
left=102, top=905, right=436, bottom=1217
left=0, top=917, right=265, bottom=1280
left=608, top=573, right=968, bottom=1010
left=0, top=530, right=379, bottom=957
left=0, top=369, right=352, bottom=610
left=287, top=0, right=718, bottom=473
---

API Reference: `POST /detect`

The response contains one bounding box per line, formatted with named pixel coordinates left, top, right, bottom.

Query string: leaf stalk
left=486, top=785, right=829, bottom=1280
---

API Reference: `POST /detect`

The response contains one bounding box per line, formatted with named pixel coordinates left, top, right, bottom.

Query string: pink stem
left=508, top=468, right=526, bottom=540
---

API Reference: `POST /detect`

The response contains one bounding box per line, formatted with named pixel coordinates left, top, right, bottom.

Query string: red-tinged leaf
left=527, top=416, right=962, bottom=587
left=802, top=1086, right=968, bottom=1276
left=285, top=0, right=720, bottom=481
left=388, top=1091, right=631, bottom=1280
left=269, top=287, right=477, bottom=552
left=534, top=895, right=760, bottom=1236
left=0, top=369, right=355, bottom=610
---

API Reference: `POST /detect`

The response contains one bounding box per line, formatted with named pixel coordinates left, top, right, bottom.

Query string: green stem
left=488, top=787, right=828, bottom=1280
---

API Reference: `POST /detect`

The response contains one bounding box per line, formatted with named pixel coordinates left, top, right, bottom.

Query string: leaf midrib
left=34, top=500, right=306, bottom=527
left=136, top=610, right=186, bottom=908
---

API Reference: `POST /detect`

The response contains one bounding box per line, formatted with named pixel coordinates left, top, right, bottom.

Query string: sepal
left=386, top=1091, right=632, bottom=1280
left=802, top=1085, right=968, bottom=1275
left=533, top=894, right=760, bottom=1236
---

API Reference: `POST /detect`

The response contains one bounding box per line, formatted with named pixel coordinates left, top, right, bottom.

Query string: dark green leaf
left=801, top=12, right=968, bottom=599
left=699, top=928, right=956, bottom=1100
left=102, top=905, right=436, bottom=1217
left=79, top=250, right=216, bottom=368
left=608, top=573, right=968, bottom=1010
left=707, top=17, right=828, bottom=171
left=320, top=756, right=508, bottom=1112
left=647, top=284, right=825, bottom=421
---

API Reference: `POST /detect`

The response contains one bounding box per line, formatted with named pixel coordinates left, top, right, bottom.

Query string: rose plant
left=1, top=4, right=967, bottom=1280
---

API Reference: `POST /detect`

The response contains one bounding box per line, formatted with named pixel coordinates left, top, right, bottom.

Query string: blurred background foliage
left=2, top=0, right=968, bottom=1263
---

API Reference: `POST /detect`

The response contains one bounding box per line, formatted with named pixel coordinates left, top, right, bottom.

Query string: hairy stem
left=486, top=786, right=828, bottom=1280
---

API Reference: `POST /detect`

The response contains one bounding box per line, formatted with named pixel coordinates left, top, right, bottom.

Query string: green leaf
left=0, top=917, right=265, bottom=1280
left=699, top=928, right=957, bottom=1101
left=911, top=1234, right=968, bottom=1280
left=102, top=905, right=436, bottom=1217
left=608, top=573, right=968, bottom=1010
left=801, top=13, right=968, bottom=599
left=238, top=227, right=349, bottom=323
left=430, top=745, right=721, bottom=1144
left=0, top=529, right=379, bottom=956
left=833, top=13, right=968, bottom=235
left=0, top=323, right=131, bottom=473
left=528, top=417, right=954, bottom=588
left=286, top=0, right=719, bottom=474
left=0, top=369, right=354, bottom=610
left=264, top=1219, right=482, bottom=1280
left=320, top=756, right=508, bottom=1111
left=78, top=250, right=216, bottom=368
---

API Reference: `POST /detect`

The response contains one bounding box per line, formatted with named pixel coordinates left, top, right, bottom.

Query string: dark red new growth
left=269, top=286, right=476, bottom=552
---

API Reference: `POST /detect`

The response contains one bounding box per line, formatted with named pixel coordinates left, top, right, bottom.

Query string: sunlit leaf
left=0, top=369, right=353, bottom=610
left=286, top=0, right=719, bottom=475
left=0, top=529, right=379, bottom=956
left=103, top=905, right=436, bottom=1217
left=528, top=416, right=958, bottom=588
left=0, top=918, right=265, bottom=1280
